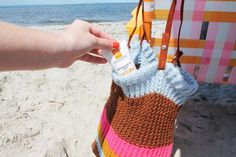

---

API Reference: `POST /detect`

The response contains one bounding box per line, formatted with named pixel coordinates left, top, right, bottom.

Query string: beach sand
left=0, top=22, right=236, bottom=157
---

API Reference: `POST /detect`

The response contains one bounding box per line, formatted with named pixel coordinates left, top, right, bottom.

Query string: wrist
left=52, top=32, right=76, bottom=68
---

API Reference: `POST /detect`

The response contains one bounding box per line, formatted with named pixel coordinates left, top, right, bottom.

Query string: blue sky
left=0, top=0, right=137, bottom=6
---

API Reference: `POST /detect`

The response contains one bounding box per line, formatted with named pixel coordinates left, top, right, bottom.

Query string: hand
left=57, top=20, right=115, bottom=67
left=0, top=20, right=115, bottom=71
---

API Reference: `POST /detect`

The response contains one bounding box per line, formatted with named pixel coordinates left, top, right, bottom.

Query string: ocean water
left=0, top=3, right=136, bottom=26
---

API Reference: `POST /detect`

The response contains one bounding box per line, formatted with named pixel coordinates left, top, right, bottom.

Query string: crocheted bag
left=92, top=41, right=198, bottom=157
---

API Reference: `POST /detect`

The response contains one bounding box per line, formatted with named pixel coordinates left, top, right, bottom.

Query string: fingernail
left=113, top=42, right=120, bottom=49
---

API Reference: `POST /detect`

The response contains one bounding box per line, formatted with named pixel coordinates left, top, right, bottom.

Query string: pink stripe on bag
left=105, top=126, right=173, bottom=157
left=100, top=108, right=110, bottom=139
left=99, top=111, right=173, bottom=157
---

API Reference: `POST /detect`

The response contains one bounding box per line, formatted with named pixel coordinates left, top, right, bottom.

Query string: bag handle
left=128, top=0, right=184, bottom=69
left=158, top=0, right=175, bottom=69
left=158, top=0, right=185, bottom=69
left=172, top=0, right=184, bottom=67
left=127, top=0, right=144, bottom=48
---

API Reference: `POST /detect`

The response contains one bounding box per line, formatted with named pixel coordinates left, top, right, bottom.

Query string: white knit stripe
left=113, top=41, right=198, bottom=105
left=118, top=67, right=196, bottom=105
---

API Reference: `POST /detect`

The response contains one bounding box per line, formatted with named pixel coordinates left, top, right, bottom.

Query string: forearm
left=0, top=22, right=67, bottom=71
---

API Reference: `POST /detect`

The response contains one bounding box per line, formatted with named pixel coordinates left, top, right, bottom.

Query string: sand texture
left=0, top=22, right=236, bottom=157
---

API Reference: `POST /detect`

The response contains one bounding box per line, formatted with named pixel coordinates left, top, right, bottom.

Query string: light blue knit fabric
left=112, top=41, right=199, bottom=105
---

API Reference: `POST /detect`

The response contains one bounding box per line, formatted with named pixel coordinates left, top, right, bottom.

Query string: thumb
left=92, top=37, right=113, bottom=51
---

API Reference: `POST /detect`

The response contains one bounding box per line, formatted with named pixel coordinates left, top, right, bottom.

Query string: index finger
left=89, top=24, right=115, bottom=41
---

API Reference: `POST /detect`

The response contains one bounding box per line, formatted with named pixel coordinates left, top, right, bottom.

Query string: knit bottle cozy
left=92, top=41, right=199, bottom=157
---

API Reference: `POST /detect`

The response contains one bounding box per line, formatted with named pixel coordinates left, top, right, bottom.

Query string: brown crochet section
left=105, top=82, right=180, bottom=148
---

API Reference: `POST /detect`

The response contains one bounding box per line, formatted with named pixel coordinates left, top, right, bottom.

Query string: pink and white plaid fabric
left=146, top=0, right=236, bottom=84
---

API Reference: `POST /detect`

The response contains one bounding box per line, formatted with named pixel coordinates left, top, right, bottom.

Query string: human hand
left=0, top=21, right=115, bottom=71
left=57, top=20, right=115, bottom=67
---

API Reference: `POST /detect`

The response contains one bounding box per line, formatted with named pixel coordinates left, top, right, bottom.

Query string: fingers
left=78, top=54, right=107, bottom=64
left=90, top=49, right=103, bottom=56
left=89, top=24, right=116, bottom=51
left=92, top=36, right=113, bottom=51
left=89, top=24, right=114, bottom=41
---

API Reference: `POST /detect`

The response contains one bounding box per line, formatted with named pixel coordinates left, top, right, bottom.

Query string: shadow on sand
left=172, top=84, right=236, bottom=157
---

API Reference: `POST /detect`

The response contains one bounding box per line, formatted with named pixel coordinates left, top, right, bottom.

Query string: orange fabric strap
left=128, top=0, right=185, bottom=69
left=158, top=0, right=185, bottom=69
left=127, top=0, right=144, bottom=48
left=158, top=0, right=177, bottom=70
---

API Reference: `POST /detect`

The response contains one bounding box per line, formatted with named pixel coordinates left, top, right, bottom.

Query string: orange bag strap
left=158, top=0, right=185, bottom=69
left=127, top=0, right=144, bottom=48
left=128, top=0, right=184, bottom=69
left=158, top=0, right=177, bottom=70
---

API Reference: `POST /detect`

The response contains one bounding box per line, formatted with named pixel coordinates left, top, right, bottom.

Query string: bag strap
left=158, top=0, right=177, bottom=70
left=128, top=0, right=184, bottom=69
left=158, top=0, right=185, bottom=69
left=127, top=0, right=144, bottom=48
left=172, top=0, right=184, bottom=67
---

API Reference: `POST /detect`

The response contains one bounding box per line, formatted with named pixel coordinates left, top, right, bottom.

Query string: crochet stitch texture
left=92, top=41, right=199, bottom=157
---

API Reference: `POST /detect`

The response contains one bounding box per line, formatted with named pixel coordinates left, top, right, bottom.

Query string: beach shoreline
left=0, top=22, right=236, bottom=157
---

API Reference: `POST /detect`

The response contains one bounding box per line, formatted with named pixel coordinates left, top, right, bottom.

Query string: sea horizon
left=0, top=3, right=136, bottom=26
left=0, top=2, right=137, bottom=7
